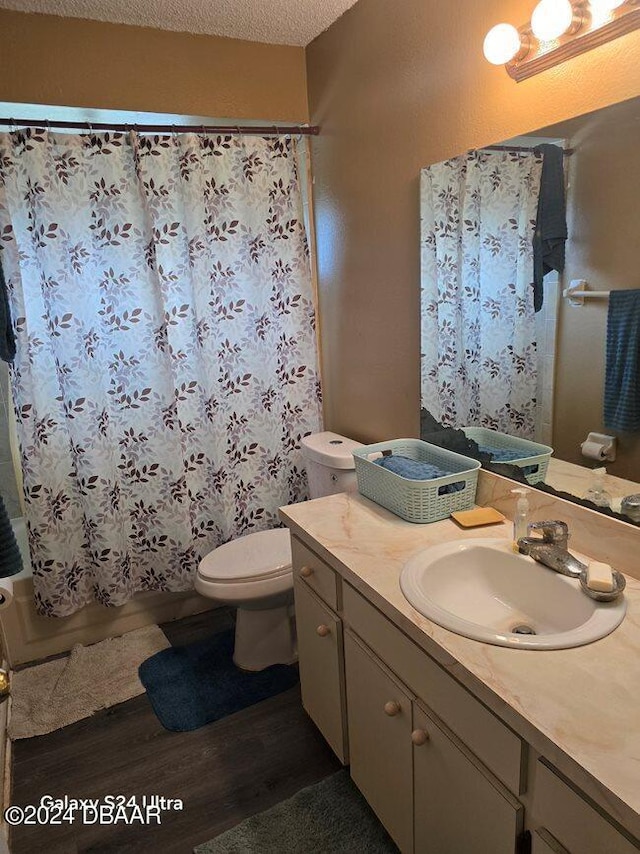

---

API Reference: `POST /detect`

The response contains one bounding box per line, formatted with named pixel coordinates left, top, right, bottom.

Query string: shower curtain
left=420, top=149, right=543, bottom=438
left=0, top=128, right=322, bottom=616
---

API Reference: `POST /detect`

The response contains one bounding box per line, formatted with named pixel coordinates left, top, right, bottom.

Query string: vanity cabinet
left=345, top=628, right=523, bottom=854
left=289, top=533, right=640, bottom=854
left=342, top=580, right=524, bottom=795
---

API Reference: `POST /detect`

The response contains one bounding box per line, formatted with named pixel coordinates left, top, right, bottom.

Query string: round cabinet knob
left=411, top=729, right=429, bottom=746
left=316, top=624, right=330, bottom=637
left=384, top=700, right=401, bottom=717
left=300, top=566, right=313, bottom=578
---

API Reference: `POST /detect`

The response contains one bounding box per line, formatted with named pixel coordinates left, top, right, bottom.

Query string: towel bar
left=563, top=279, right=609, bottom=307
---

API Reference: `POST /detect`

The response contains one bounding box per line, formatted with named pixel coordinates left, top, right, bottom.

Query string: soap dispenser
left=511, top=488, right=530, bottom=552
left=584, top=466, right=611, bottom=508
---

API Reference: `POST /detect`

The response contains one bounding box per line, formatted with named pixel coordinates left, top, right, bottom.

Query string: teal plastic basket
left=352, top=439, right=481, bottom=524
left=462, top=427, right=553, bottom=485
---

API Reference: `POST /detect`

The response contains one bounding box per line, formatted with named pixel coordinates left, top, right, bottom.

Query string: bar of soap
left=586, top=560, right=615, bottom=592
left=450, top=507, right=505, bottom=528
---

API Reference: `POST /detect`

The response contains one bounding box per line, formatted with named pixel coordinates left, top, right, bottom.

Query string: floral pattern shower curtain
left=0, top=129, right=322, bottom=616
left=420, top=149, right=543, bottom=438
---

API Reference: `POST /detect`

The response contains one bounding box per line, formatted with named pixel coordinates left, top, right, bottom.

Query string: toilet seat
left=197, top=528, right=292, bottom=584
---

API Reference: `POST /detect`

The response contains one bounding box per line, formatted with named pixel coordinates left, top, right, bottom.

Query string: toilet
left=194, top=431, right=362, bottom=671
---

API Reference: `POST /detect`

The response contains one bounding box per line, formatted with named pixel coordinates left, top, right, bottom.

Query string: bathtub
left=1, top=517, right=214, bottom=667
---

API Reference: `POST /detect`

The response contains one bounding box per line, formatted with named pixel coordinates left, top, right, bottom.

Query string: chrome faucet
left=517, top=520, right=586, bottom=578
left=519, top=520, right=569, bottom=551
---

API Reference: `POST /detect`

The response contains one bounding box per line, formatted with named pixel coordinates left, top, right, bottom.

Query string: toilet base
left=233, top=604, right=297, bottom=672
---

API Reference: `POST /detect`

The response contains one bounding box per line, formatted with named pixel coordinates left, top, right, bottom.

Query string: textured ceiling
left=0, top=0, right=360, bottom=45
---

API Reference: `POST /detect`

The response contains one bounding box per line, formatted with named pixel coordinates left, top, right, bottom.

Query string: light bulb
left=589, top=0, right=625, bottom=11
left=531, top=0, right=574, bottom=41
left=483, top=23, right=522, bottom=65
left=588, top=0, right=624, bottom=25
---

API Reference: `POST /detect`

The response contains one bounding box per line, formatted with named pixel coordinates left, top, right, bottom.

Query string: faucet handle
left=527, top=520, right=569, bottom=549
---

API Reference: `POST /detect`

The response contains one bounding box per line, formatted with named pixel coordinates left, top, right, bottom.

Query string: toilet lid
left=197, top=528, right=292, bottom=583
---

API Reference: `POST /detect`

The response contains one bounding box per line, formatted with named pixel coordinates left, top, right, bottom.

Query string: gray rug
left=9, top=625, right=170, bottom=739
left=193, top=770, right=398, bottom=854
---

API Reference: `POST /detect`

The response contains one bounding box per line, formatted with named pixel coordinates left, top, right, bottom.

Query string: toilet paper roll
left=581, top=440, right=608, bottom=461
left=0, top=577, right=14, bottom=610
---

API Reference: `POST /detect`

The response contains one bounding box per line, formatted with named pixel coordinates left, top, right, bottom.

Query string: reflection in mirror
left=421, top=145, right=544, bottom=438
left=420, top=96, right=640, bottom=524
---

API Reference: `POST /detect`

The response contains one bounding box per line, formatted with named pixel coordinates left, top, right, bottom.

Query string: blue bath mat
left=139, top=629, right=299, bottom=732
left=194, top=770, right=398, bottom=853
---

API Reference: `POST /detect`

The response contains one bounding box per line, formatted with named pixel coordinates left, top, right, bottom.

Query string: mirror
left=420, top=95, right=640, bottom=524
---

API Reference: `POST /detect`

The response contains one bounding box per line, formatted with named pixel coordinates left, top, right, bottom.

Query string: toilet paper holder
left=581, top=432, right=616, bottom=462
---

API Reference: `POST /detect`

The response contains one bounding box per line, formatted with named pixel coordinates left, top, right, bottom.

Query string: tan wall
left=549, top=99, right=640, bottom=479
left=0, top=9, right=308, bottom=121
left=306, top=0, right=640, bottom=444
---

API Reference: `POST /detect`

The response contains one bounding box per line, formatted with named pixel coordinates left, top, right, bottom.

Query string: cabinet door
left=343, top=583, right=524, bottom=794
left=532, top=828, right=569, bottom=854
left=413, top=704, right=523, bottom=854
left=534, top=761, right=639, bottom=854
left=294, top=578, right=347, bottom=763
left=344, top=630, right=413, bottom=854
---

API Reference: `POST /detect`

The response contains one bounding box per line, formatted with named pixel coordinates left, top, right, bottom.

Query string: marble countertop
left=280, top=491, right=640, bottom=838
left=546, top=458, right=640, bottom=513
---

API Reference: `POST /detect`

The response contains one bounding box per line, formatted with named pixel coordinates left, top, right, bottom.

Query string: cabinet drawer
left=293, top=578, right=347, bottom=763
left=534, top=761, right=639, bottom=854
left=291, top=537, right=339, bottom=610
left=343, top=582, right=524, bottom=795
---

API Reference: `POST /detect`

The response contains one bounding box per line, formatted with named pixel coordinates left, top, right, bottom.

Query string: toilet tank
left=300, top=432, right=363, bottom=499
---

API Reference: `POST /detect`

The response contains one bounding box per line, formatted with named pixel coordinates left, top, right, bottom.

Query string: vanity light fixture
left=483, top=0, right=640, bottom=81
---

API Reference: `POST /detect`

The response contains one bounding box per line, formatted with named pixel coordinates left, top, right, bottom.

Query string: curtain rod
left=0, top=118, right=320, bottom=136
left=482, top=144, right=574, bottom=156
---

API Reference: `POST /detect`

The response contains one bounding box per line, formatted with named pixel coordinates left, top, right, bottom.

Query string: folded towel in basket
left=477, top=445, right=523, bottom=462
left=476, top=445, right=538, bottom=478
left=373, top=454, right=464, bottom=494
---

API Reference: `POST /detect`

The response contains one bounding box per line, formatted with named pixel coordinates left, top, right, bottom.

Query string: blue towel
left=0, top=258, right=15, bottom=364
left=533, top=144, right=567, bottom=313
left=476, top=445, right=538, bottom=478
left=0, top=496, right=22, bottom=578
left=604, top=290, right=640, bottom=432
left=374, top=454, right=464, bottom=494
left=477, top=445, right=523, bottom=462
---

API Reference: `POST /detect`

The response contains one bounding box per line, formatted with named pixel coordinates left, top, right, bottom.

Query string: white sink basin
left=400, top=538, right=627, bottom=649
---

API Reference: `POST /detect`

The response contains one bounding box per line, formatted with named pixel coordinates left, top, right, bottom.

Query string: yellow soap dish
left=450, top=507, right=505, bottom=528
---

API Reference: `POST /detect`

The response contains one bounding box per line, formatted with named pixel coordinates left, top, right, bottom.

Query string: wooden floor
left=10, top=610, right=341, bottom=854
